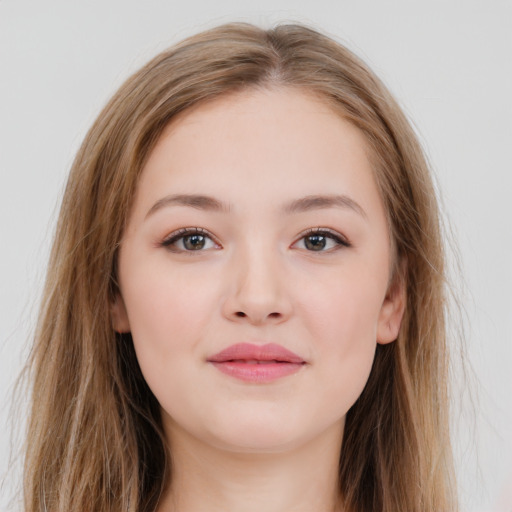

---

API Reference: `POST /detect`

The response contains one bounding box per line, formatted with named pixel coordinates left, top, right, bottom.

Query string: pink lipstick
left=207, top=343, right=306, bottom=383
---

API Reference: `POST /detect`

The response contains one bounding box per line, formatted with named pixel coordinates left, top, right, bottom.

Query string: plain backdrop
left=0, top=1, right=511, bottom=511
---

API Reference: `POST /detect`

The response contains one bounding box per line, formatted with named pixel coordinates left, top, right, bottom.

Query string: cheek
left=119, top=260, right=218, bottom=387
left=299, top=261, right=385, bottom=347
left=296, top=264, right=385, bottom=409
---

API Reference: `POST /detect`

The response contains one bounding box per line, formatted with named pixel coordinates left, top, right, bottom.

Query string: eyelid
left=161, top=227, right=221, bottom=251
left=293, top=227, right=351, bottom=250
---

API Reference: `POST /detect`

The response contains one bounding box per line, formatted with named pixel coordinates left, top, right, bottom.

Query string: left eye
left=294, top=229, right=350, bottom=252
left=162, top=228, right=219, bottom=252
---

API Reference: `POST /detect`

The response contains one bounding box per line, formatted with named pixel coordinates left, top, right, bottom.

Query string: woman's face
left=113, top=88, right=405, bottom=453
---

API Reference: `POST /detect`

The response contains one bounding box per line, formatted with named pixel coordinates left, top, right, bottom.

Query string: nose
left=221, top=243, right=293, bottom=326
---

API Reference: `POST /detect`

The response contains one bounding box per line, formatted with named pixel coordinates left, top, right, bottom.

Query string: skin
left=112, top=87, right=405, bottom=512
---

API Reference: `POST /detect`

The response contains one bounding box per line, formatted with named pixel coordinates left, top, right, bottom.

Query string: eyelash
left=161, top=227, right=220, bottom=253
left=297, top=227, right=351, bottom=251
left=161, top=227, right=351, bottom=254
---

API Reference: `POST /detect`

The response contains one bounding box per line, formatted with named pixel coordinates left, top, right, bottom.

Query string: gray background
left=1, top=1, right=511, bottom=510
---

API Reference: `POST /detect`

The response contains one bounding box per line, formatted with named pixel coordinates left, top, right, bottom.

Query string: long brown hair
left=23, top=22, right=457, bottom=512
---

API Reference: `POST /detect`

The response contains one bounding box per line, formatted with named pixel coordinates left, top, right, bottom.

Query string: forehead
left=161, top=87, right=367, bottom=160
left=133, top=87, right=385, bottom=222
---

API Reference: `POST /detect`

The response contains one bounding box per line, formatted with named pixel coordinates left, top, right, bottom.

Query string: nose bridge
left=224, top=234, right=291, bottom=324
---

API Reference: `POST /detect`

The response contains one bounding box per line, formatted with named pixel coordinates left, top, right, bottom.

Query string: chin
left=201, top=413, right=320, bottom=454
left=210, top=430, right=305, bottom=454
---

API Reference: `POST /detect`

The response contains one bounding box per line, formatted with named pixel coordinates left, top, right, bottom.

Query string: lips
left=208, top=342, right=305, bottom=363
left=207, top=343, right=306, bottom=382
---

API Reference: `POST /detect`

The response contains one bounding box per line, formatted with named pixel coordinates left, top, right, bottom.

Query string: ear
left=376, top=270, right=406, bottom=345
left=111, top=293, right=131, bottom=333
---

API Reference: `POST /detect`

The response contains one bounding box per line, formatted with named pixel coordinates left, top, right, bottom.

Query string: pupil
left=184, top=234, right=205, bottom=250
left=305, top=235, right=326, bottom=251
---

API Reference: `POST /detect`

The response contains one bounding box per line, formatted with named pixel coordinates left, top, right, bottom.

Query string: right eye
left=161, top=228, right=220, bottom=253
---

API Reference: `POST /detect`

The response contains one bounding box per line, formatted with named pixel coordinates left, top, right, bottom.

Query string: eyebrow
left=283, top=194, right=367, bottom=218
left=146, top=193, right=367, bottom=219
left=146, top=194, right=231, bottom=218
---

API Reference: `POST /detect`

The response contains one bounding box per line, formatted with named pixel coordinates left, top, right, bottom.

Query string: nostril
left=232, top=311, right=284, bottom=322
left=234, top=311, right=282, bottom=319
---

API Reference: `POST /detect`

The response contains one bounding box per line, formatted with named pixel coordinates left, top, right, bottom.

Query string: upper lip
left=207, top=343, right=305, bottom=364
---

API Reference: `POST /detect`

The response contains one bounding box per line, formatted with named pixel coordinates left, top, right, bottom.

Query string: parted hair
left=23, top=22, right=457, bottom=512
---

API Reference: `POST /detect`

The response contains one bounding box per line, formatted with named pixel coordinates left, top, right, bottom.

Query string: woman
left=23, top=22, right=457, bottom=512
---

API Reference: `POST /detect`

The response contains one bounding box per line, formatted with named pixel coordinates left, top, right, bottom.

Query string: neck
left=157, top=420, right=345, bottom=512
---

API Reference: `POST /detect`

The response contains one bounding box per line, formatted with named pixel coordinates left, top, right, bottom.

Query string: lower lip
left=209, top=361, right=305, bottom=383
